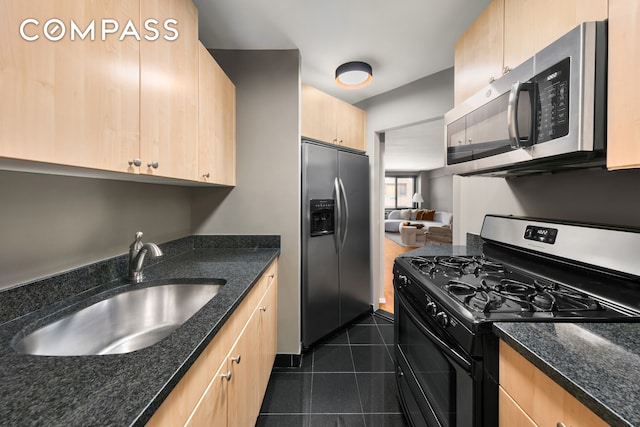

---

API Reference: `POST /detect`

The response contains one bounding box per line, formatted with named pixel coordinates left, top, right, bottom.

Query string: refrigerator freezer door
left=338, top=150, right=371, bottom=325
left=301, top=143, right=340, bottom=346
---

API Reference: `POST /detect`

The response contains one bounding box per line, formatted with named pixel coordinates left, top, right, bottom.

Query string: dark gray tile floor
left=256, top=312, right=409, bottom=427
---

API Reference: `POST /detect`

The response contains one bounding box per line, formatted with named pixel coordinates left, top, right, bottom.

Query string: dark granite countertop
left=397, top=244, right=483, bottom=258
left=0, top=236, right=280, bottom=426
left=494, top=322, right=640, bottom=427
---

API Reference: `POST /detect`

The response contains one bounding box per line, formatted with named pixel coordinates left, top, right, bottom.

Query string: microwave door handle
left=507, top=81, right=523, bottom=149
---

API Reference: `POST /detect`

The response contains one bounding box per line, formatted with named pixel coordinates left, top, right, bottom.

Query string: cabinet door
left=336, top=101, right=366, bottom=151
left=0, top=0, right=140, bottom=172
left=140, top=0, right=198, bottom=180
left=185, top=358, right=228, bottom=427
left=503, top=0, right=608, bottom=70
left=255, top=272, right=278, bottom=408
left=454, top=0, right=504, bottom=105
left=607, top=0, right=640, bottom=170
left=227, top=311, right=261, bottom=427
left=301, top=84, right=338, bottom=144
left=198, top=43, right=236, bottom=185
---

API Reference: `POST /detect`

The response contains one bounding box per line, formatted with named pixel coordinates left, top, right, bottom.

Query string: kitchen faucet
left=128, top=231, right=163, bottom=283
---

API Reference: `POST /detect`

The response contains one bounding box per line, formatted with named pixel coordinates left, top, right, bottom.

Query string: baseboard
left=273, top=353, right=303, bottom=368
left=375, top=309, right=394, bottom=322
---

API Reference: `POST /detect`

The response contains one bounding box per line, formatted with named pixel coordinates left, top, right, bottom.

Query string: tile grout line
left=308, top=347, right=314, bottom=419
left=349, top=319, right=369, bottom=427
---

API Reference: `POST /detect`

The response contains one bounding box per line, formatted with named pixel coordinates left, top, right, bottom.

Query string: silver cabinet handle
left=259, top=306, right=267, bottom=312
left=221, top=370, right=232, bottom=381
left=203, top=172, right=210, bottom=178
left=268, top=273, right=275, bottom=279
left=489, top=76, right=495, bottom=84
left=556, top=423, right=567, bottom=427
left=503, top=65, right=512, bottom=75
left=231, top=354, right=241, bottom=364
left=147, top=161, right=159, bottom=169
left=128, top=158, right=142, bottom=167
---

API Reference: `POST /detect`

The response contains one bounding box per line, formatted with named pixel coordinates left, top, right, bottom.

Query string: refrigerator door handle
left=334, top=177, right=341, bottom=253
left=338, top=178, right=349, bottom=251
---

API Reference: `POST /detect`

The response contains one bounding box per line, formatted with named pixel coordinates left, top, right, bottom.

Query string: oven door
left=395, top=290, right=478, bottom=427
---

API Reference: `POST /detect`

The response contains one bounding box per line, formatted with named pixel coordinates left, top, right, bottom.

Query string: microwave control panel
left=535, top=57, right=571, bottom=143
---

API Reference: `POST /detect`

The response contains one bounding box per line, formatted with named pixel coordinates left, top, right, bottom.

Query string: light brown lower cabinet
left=499, top=340, right=610, bottom=427
left=147, top=259, right=278, bottom=427
left=498, top=386, right=536, bottom=427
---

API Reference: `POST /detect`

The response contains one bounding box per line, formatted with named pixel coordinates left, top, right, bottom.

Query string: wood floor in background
left=379, top=236, right=414, bottom=314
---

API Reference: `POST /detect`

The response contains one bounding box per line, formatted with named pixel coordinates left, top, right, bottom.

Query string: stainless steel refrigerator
left=301, top=139, right=371, bottom=349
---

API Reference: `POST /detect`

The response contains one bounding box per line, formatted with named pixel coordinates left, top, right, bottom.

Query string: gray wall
left=191, top=50, right=301, bottom=355
left=426, top=169, right=453, bottom=212
left=454, top=168, right=640, bottom=244
left=0, top=171, right=192, bottom=290
left=356, top=68, right=455, bottom=306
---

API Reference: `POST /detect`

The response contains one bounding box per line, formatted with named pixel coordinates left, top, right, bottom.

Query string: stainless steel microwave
left=445, top=21, right=607, bottom=176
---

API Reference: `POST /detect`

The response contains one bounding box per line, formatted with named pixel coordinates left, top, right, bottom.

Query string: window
left=385, top=176, right=416, bottom=209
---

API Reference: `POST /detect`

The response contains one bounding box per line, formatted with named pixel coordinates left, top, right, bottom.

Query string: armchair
left=424, top=223, right=452, bottom=245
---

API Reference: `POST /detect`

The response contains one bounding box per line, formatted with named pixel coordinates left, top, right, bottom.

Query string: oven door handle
left=397, top=291, right=471, bottom=370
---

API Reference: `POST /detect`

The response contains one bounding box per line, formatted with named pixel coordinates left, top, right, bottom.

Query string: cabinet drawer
left=499, top=341, right=609, bottom=427
left=498, top=386, right=536, bottom=427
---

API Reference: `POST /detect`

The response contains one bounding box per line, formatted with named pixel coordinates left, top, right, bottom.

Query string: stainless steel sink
left=13, top=280, right=225, bottom=356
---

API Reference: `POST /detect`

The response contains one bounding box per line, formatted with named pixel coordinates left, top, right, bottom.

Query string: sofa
left=385, top=209, right=453, bottom=233
left=424, top=223, right=453, bottom=245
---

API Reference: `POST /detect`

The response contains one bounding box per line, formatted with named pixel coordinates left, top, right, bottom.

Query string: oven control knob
left=397, top=274, right=409, bottom=288
left=436, top=312, right=449, bottom=328
left=426, top=302, right=437, bottom=316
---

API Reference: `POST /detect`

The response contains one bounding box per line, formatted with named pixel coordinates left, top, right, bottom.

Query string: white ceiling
left=384, top=119, right=445, bottom=171
left=193, top=0, right=491, bottom=104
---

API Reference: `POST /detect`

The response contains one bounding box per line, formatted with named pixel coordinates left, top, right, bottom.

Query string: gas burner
left=472, top=256, right=506, bottom=274
left=411, top=256, right=466, bottom=278
left=530, top=291, right=556, bottom=311
left=437, top=256, right=472, bottom=269
left=494, top=279, right=536, bottom=296
left=468, top=290, right=504, bottom=312
left=445, top=280, right=477, bottom=296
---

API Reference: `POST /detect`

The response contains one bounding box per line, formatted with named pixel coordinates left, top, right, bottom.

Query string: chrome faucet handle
left=129, top=232, right=144, bottom=261
left=127, top=232, right=163, bottom=283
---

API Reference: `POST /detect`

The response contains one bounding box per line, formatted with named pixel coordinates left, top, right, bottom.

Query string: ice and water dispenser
left=310, top=199, right=335, bottom=236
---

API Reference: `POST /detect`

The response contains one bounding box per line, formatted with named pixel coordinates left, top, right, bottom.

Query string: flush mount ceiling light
left=335, top=61, right=373, bottom=89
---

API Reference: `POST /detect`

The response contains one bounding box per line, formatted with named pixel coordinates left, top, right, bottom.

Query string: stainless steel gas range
left=393, top=215, right=640, bottom=427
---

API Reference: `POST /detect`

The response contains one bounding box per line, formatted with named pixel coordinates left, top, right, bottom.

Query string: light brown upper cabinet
left=198, top=43, right=236, bottom=185
left=0, top=0, right=140, bottom=172
left=1, top=0, right=229, bottom=184
left=454, top=0, right=504, bottom=105
left=503, top=0, right=608, bottom=70
left=334, top=98, right=367, bottom=152
left=301, top=84, right=367, bottom=152
left=453, top=0, right=607, bottom=105
left=139, top=0, right=199, bottom=181
left=607, top=0, right=640, bottom=170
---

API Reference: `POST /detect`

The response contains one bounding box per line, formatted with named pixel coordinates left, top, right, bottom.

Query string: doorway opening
left=377, top=117, right=447, bottom=314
